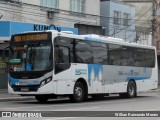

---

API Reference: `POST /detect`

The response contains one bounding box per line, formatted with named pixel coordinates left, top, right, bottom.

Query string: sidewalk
left=0, top=86, right=160, bottom=102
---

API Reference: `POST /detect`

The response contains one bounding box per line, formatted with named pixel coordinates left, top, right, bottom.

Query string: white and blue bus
left=8, top=30, right=158, bottom=102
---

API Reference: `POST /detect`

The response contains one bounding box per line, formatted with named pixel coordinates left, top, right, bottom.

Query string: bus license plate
left=21, top=88, right=29, bottom=92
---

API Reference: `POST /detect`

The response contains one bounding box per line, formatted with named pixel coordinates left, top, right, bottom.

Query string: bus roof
left=48, top=30, right=155, bottom=50
left=22, top=30, right=154, bottom=50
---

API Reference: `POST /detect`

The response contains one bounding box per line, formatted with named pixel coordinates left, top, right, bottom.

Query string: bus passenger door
left=54, top=46, right=72, bottom=94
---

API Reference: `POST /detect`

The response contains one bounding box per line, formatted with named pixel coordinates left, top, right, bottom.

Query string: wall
left=119, top=0, right=153, bottom=45
left=100, top=1, right=110, bottom=35
left=0, top=0, right=100, bottom=28
left=100, top=0, right=136, bottom=42
left=21, top=0, right=39, bottom=5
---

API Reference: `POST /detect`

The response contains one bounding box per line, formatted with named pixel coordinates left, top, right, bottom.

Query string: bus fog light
left=40, top=77, right=52, bottom=87
left=41, top=81, right=45, bottom=87
left=46, top=78, right=52, bottom=83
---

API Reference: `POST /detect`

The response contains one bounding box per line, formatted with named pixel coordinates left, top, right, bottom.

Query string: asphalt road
left=0, top=91, right=160, bottom=120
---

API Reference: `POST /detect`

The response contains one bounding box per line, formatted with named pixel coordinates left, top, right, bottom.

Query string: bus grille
left=11, top=85, right=40, bottom=92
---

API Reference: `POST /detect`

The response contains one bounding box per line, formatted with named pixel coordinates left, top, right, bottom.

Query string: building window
left=3, top=0, right=21, bottom=4
left=124, top=13, right=130, bottom=26
left=70, top=0, right=85, bottom=13
left=40, top=0, right=58, bottom=9
left=113, top=11, right=121, bottom=25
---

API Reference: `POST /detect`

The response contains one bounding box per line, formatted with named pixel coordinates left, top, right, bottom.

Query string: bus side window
left=55, top=46, right=71, bottom=74
left=108, top=44, right=122, bottom=66
left=145, top=49, right=155, bottom=68
left=55, top=46, right=70, bottom=64
left=134, top=49, right=145, bottom=67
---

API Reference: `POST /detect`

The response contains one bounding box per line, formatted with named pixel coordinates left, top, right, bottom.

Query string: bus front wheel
left=35, top=95, right=49, bottom=103
left=69, top=82, right=85, bottom=102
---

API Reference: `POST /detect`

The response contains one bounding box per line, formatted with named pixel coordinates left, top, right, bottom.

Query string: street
left=0, top=91, right=160, bottom=120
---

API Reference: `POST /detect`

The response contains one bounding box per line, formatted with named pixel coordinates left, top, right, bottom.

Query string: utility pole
left=152, top=0, right=157, bottom=46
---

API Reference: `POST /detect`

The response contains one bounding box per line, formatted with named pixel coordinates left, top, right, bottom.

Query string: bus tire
left=126, top=81, right=137, bottom=98
left=69, top=82, right=85, bottom=102
left=119, top=81, right=137, bottom=98
left=35, top=95, right=49, bottom=103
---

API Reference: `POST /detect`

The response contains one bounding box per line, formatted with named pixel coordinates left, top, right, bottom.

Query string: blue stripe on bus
left=26, top=83, right=40, bottom=86
left=88, top=64, right=103, bottom=86
left=127, top=77, right=149, bottom=81
left=9, top=76, right=40, bottom=86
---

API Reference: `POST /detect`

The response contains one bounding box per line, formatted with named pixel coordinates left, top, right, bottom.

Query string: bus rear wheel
left=69, top=82, right=85, bottom=102
left=119, top=81, right=137, bottom=98
left=127, top=81, right=137, bottom=98
left=35, top=95, right=49, bottom=103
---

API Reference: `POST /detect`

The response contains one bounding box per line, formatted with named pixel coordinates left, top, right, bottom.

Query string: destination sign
left=13, top=33, right=50, bottom=42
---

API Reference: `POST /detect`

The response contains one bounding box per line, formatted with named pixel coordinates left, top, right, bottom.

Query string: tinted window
left=133, top=49, right=145, bottom=67
left=109, top=44, right=122, bottom=65
left=75, top=41, right=92, bottom=63
left=121, top=46, right=135, bottom=66
left=54, top=37, right=71, bottom=74
left=54, top=37, right=156, bottom=68
left=92, top=42, right=108, bottom=64
left=55, top=46, right=70, bottom=64
left=145, top=49, right=155, bottom=67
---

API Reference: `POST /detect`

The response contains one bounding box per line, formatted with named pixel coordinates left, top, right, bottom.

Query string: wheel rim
left=75, top=87, right=83, bottom=98
left=129, top=84, right=134, bottom=96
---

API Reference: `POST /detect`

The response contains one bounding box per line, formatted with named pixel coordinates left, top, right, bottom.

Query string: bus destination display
left=13, top=33, right=49, bottom=42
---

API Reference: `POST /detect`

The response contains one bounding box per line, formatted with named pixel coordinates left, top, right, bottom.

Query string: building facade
left=0, top=0, right=101, bottom=89
left=156, top=0, right=160, bottom=55
left=120, top=0, right=160, bottom=84
left=100, top=0, right=136, bottom=42
left=0, top=0, right=100, bottom=29
left=156, top=0, right=160, bottom=84
left=119, top=0, right=153, bottom=46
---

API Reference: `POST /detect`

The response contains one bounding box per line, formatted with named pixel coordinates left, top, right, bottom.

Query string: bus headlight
left=40, top=77, right=52, bottom=87
left=9, top=81, right=12, bottom=87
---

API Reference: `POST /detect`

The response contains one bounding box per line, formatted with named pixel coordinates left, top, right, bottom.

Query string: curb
left=0, top=97, right=35, bottom=102
left=0, top=90, right=7, bottom=93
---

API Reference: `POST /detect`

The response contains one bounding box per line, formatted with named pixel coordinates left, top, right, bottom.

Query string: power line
left=0, top=7, right=98, bottom=25
left=0, top=1, right=153, bottom=23
left=0, top=0, right=154, bottom=37
left=0, top=0, right=155, bottom=41
left=109, top=5, right=153, bottom=36
left=0, top=4, right=150, bottom=28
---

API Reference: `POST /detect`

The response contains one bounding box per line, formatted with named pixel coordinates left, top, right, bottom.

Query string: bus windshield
left=9, top=43, right=53, bottom=72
